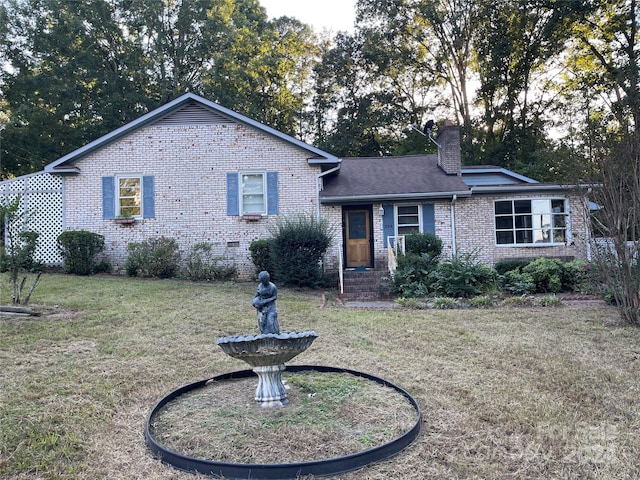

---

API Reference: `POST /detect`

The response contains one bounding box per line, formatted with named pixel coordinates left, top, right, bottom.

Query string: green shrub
left=468, top=295, right=495, bottom=308
left=501, top=295, right=534, bottom=307
left=57, top=230, right=105, bottom=275
left=125, top=236, right=181, bottom=278
left=522, top=257, right=564, bottom=293
left=563, top=260, right=599, bottom=294
left=269, top=214, right=334, bottom=287
left=537, top=295, right=563, bottom=307
left=396, top=297, right=426, bottom=309
left=249, top=239, right=275, bottom=277
left=405, top=232, right=443, bottom=257
left=500, top=270, right=535, bottom=295
left=494, top=258, right=531, bottom=275
left=391, top=233, right=443, bottom=297
left=430, top=252, right=497, bottom=298
left=432, top=297, right=458, bottom=309
left=186, top=242, right=237, bottom=281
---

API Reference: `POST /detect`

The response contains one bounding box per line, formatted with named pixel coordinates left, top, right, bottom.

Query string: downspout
left=316, top=166, right=342, bottom=294
left=316, top=166, right=340, bottom=220
left=451, top=194, right=457, bottom=256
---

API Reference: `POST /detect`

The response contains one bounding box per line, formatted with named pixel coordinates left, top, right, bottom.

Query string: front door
left=345, top=208, right=372, bottom=268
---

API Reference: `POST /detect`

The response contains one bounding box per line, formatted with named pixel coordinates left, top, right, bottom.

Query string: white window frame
left=494, top=198, right=568, bottom=246
left=395, top=204, right=422, bottom=235
left=240, top=172, right=267, bottom=215
left=117, top=175, right=142, bottom=218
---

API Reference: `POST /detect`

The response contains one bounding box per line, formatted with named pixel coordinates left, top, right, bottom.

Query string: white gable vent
left=157, top=103, right=234, bottom=126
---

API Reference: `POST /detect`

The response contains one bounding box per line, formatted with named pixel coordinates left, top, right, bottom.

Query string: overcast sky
left=259, top=0, right=356, bottom=33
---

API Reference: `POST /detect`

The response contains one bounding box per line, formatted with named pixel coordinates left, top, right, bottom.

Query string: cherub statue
left=252, top=271, right=280, bottom=334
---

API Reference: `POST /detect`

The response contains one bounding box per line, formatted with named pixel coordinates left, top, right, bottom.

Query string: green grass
left=1, top=273, right=639, bottom=479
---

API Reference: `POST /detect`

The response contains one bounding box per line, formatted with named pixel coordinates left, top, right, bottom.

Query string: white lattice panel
left=0, top=173, right=64, bottom=265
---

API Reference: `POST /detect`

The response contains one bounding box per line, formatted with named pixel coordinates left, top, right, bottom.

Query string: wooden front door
left=345, top=208, right=372, bottom=268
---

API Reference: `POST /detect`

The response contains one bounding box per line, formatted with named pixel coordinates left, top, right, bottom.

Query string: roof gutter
left=320, top=190, right=472, bottom=205
left=470, top=184, right=591, bottom=194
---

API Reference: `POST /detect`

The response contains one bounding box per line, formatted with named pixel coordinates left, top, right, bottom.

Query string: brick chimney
left=436, top=120, right=461, bottom=176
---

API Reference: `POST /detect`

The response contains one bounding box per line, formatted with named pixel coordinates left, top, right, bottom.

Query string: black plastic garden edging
left=145, top=365, right=422, bottom=480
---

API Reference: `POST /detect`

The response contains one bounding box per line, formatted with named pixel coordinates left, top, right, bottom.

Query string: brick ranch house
left=1, top=93, right=592, bottom=296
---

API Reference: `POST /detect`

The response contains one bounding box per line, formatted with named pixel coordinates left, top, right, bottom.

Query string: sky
left=259, top=0, right=357, bottom=33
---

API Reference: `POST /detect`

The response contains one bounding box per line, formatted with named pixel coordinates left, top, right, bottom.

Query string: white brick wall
left=63, top=122, right=337, bottom=278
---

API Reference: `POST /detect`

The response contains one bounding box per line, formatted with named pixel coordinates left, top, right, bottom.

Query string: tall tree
left=0, top=0, right=319, bottom=177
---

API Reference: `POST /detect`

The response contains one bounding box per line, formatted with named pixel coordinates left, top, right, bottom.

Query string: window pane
left=551, top=199, right=565, bottom=213
left=241, top=173, right=265, bottom=214
left=553, top=229, right=566, bottom=242
left=398, top=225, right=420, bottom=235
left=398, top=215, right=419, bottom=225
left=514, top=200, right=532, bottom=213
left=515, top=229, right=533, bottom=243
left=348, top=212, right=367, bottom=239
left=496, top=231, right=514, bottom=244
left=533, top=229, right=551, bottom=243
left=495, top=201, right=512, bottom=214
left=398, top=205, right=418, bottom=215
left=118, top=177, right=141, bottom=216
left=515, top=215, right=532, bottom=228
left=496, top=216, right=513, bottom=229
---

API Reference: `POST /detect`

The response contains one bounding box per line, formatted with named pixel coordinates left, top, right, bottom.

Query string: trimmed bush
left=269, top=214, right=333, bottom=288
left=522, top=257, right=564, bottom=293
left=494, top=258, right=531, bottom=275
left=125, top=236, right=181, bottom=278
left=57, top=230, right=105, bottom=275
left=249, top=239, right=275, bottom=277
left=405, top=232, right=442, bottom=258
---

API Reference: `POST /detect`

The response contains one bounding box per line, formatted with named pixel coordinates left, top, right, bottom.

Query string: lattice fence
left=0, top=172, right=64, bottom=265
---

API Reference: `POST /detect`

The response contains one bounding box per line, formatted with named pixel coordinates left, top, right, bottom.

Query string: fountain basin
left=216, top=331, right=318, bottom=368
left=216, top=330, right=318, bottom=407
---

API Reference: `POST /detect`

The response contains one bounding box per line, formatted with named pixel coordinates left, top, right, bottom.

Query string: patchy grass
left=150, top=371, right=416, bottom=463
left=1, top=274, right=640, bottom=479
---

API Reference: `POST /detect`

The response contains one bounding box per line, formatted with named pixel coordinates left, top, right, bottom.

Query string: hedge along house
left=0, top=93, right=592, bottom=297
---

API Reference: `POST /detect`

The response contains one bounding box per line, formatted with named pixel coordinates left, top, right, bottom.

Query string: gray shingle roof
left=320, top=155, right=470, bottom=203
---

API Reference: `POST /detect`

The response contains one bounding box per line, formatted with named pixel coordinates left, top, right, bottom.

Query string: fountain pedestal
left=254, top=364, right=288, bottom=407
left=216, top=331, right=318, bottom=408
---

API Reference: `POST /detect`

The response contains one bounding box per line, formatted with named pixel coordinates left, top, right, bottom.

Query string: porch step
left=341, top=269, right=392, bottom=300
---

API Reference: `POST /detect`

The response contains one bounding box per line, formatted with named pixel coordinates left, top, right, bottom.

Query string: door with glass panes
left=345, top=208, right=372, bottom=268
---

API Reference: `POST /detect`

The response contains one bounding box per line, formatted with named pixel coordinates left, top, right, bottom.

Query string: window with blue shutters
left=227, top=171, right=278, bottom=216
left=102, top=175, right=155, bottom=219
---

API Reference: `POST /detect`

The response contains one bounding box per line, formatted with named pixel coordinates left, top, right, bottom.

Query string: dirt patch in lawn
left=148, top=370, right=418, bottom=464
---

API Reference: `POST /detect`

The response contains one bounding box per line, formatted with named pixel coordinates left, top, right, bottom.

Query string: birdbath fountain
left=216, top=271, right=317, bottom=407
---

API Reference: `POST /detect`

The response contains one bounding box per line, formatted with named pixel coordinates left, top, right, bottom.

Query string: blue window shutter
left=382, top=204, right=395, bottom=248
left=102, top=176, right=115, bottom=219
left=227, top=172, right=239, bottom=216
left=267, top=172, right=278, bottom=215
left=422, top=204, right=435, bottom=234
left=143, top=176, right=155, bottom=218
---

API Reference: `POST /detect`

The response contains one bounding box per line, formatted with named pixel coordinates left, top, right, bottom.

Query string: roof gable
left=45, top=93, right=340, bottom=173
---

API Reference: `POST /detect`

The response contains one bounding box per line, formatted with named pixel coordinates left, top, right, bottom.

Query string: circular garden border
left=145, top=365, right=422, bottom=479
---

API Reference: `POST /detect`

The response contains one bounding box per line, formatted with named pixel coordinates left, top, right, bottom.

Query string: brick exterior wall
left=63, top=122, right=338, bottom=278
left=370, top=194, right=589, bottom=268
left=453, top=193, right=589, bottom=265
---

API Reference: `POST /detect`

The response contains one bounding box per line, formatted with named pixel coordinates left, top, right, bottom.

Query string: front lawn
left=1, top=274, right=638, bottom=479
